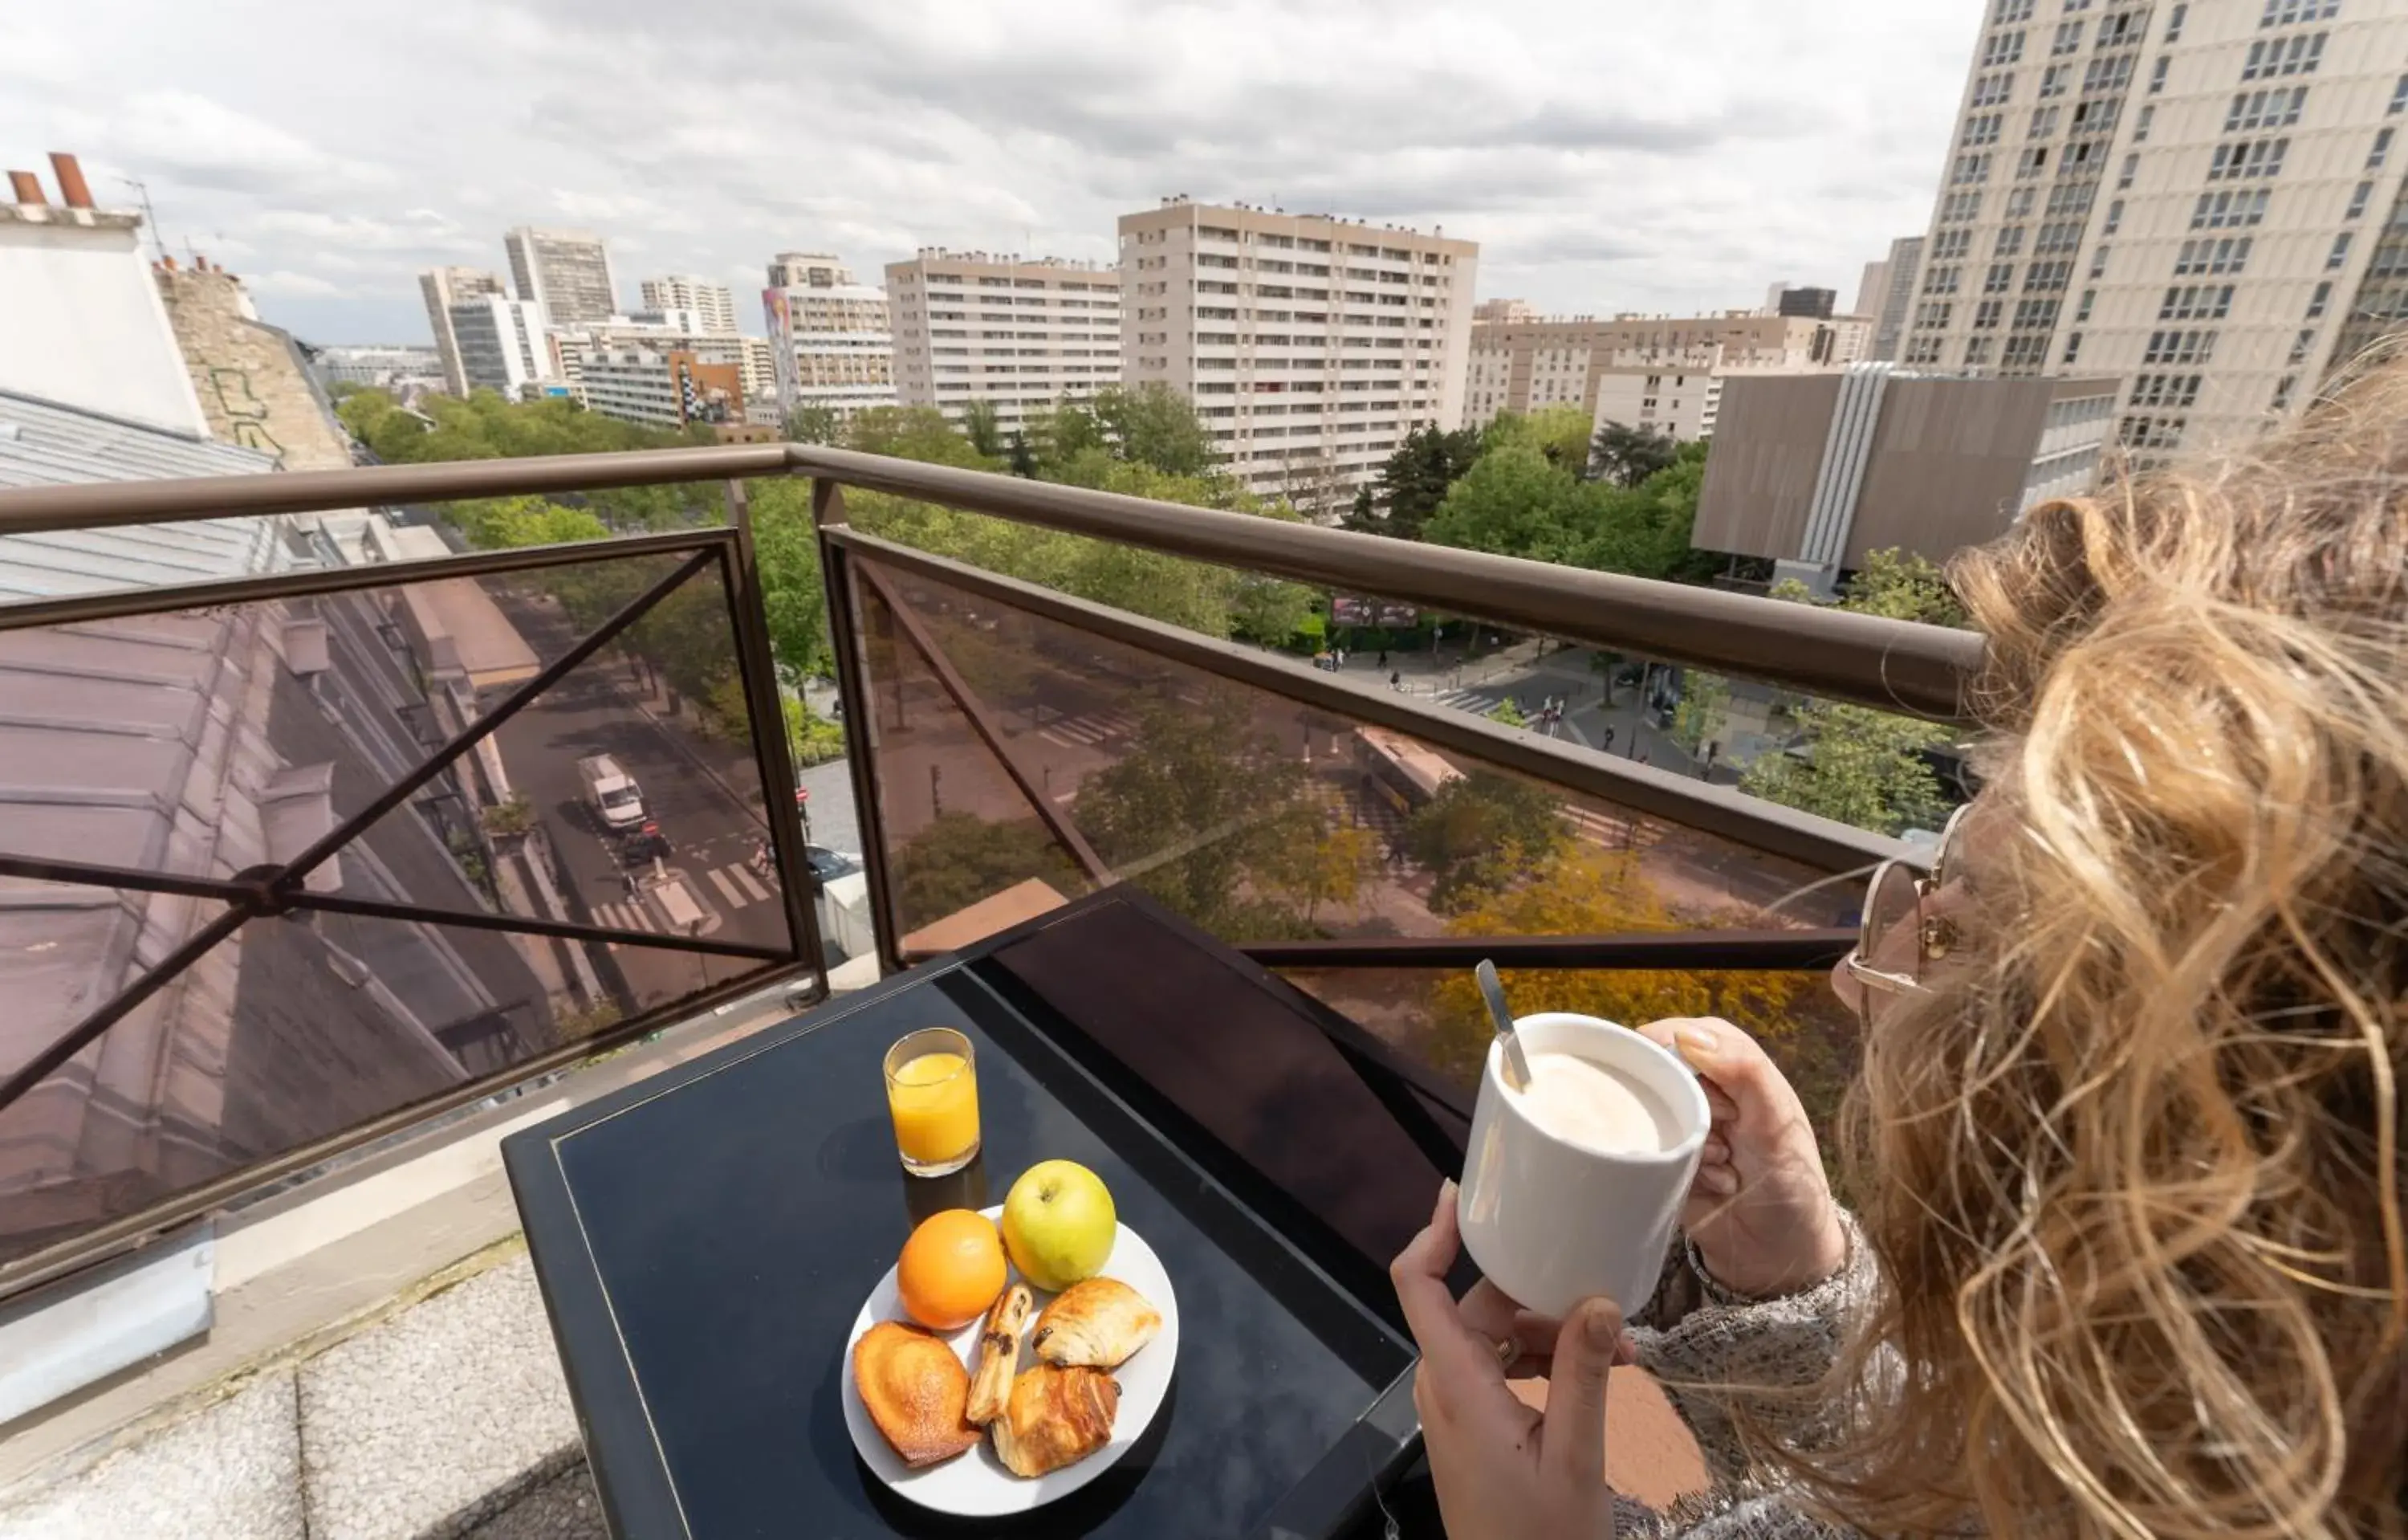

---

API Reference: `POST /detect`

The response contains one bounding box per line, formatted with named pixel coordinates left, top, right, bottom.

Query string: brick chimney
left=6, top=169, right=41, bottom=205
left=47, top=152, right=93, bottom=210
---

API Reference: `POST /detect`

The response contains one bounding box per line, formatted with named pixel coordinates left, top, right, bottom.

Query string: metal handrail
left=0, top=442, right=1987, bottom=722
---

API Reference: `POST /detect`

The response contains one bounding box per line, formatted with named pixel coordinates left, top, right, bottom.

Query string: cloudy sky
left=4, top=0, right=1977, bottom=345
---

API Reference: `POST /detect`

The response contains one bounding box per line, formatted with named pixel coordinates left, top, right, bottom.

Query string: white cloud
left=0, top=0, right=1978, bottom=344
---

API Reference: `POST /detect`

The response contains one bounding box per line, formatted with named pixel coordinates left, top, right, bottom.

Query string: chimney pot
left=8, top=170, right=43, bottom=205
left=47, top=153, right=93, bottom=210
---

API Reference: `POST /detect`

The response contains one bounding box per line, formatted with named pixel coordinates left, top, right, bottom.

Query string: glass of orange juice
left=883, top=1028, right=980, bottom=1177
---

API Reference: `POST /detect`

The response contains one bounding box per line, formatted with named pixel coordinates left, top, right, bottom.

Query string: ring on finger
left=1491, top=1335, right=1521, bottom=1371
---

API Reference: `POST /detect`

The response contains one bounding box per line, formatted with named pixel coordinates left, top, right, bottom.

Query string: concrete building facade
left=636, top=275, right=737, bottom=335
left=887, top=250, right=1120, bottom=432
left=1694, top=364, right=2120, bottom=587
left=1869, top=235, right=1926, bottom=361
left=761, top=253, right=896, bottom=422
left=448, top=296, right=551, bottom=398
left=578, top=348, right=747, bottom=429
left=503, top=227, right=617, bottom=329
left=311, top=345, right=442, bottom=392
left=417, top=267, right=506, bottom=397
left=156, top=260, right=355, bottom=471
left=1464, top=312, right=1873, bottom=430
left=1902, top=0, right=2408, bottom=458
left=1117, top=198, right=1479, bottom=510
left=2, top=155, right=208, bottom=435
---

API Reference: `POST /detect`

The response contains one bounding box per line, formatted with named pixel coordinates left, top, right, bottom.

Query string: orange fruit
left=896, top=1209, right=1007, bottom=1330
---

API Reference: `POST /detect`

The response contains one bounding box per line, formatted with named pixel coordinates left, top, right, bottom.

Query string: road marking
left=596, top=901, right=655, bottom=932
left=730, top=862, right=772, bottom=901
left=707, top=867, right=748, bottom=906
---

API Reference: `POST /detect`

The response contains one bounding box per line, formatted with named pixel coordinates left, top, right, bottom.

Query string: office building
left=503, top=227, right=617, bottom=328
left=1767, top=284, right=1841, bottom=319
left=1117, top=198, right=1479, bottom=510
left=548, top=321, right=778, bottom=422
left=1902, top=0, right=2408, bottom=458
left=1464, top=310, right=1871, bottom=429
left=448, top=295, right=551, bottom=397
left=887, top=251, right=1120, bottom=432
left=1869, top=235, right=1925, bottom=361
left=1694, top=363, right=2119, bottom=589
left=1855, top=259, right=1895, bottom=327
left=761, top=253, right=896, bottom=422
left=578, top=348, right=748, bottom=429
left=418, top=267, right=507, bottom=396
left=637, top=275, right=738, bottom=335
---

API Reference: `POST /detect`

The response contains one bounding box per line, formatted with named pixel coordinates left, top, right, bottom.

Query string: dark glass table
left=505, top=890, right=1472, bottom=1538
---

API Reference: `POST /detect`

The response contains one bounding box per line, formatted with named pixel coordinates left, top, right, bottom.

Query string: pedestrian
left=1637, top=751, right=1650, bottom=766
left=1377, top=649, right=1388, bottom=669
left=1390, top=670, right=1403, bottom=691
left=1602, top=724, right=1617, bottom=752
left=1335, top=647, right=1346, bottom=670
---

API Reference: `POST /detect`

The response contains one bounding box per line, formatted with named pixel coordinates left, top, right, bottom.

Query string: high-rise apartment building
left=1904, top=0, right=2408, bottom=458
left=1117, top=198, right=1479, bottom=510
left=637, top=275, right=738, bottom=335
left=419, top=266, right=507, bottom=395
left=1463, top=311, right=1872, bottom=429
left=760, top=253, right=896, bottom=422
left=1856, top=259, right=1895, bottom=324
left=887, top=251, right=1120, bottom=432
left=1869, top=235, right=1925, bottom=361
left=448, top=295, right=551, bottom=397
left=503, top=227, right=618, bottom=328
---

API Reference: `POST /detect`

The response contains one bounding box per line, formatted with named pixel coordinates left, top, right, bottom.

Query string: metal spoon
left=1474, top=959, right=1536, bottom=1092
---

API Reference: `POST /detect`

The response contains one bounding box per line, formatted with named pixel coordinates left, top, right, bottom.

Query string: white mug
left=1456, top=1013, right=1710, bottom=1320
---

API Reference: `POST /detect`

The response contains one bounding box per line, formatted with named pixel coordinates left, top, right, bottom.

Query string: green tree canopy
left=783, top=405, right=842, bottom=445
left=1088, top=383, right=1222, bottom=479
left=1588, top=421, right=1682, bottom=487
left=1401, top=770, right=1569, bottom=913
left=1348, top=426, right=1482, bottom=540
left=1482, top=405, right=1595, bottom=471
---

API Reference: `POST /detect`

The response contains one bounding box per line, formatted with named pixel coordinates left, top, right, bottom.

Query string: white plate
left=840, top=1205, right=1180, bottom=1516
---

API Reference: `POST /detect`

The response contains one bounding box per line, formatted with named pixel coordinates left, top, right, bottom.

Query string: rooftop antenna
left=114, top=175, right=168, bottom=263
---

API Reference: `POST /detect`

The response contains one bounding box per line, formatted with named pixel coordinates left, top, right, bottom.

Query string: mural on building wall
left=205, top=366, right=285, bottom=462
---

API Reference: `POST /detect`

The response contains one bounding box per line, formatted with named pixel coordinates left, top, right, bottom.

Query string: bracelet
left=1685, top=1212, right=1853, bottom=1306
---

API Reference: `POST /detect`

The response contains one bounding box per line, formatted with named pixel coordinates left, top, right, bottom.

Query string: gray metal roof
left=0, top=388, right=287, bottom=604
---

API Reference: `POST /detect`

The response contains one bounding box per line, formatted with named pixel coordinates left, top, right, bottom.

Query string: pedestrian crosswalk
left=1035, top=709, right=1137, bottom=750
left=1433, top=686, right=1511, bottom=715
left=705, top=861, right=775, bottom=908
left=590, top=861, right=776, bottom=940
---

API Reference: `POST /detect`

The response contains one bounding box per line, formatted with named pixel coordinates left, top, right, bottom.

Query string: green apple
left=1000, top=1160, right=1117, bottom=1291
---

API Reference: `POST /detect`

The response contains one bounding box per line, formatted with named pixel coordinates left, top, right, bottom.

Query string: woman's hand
left=1391, top=1181, right=1626, bottom=1540
left=1638, top=1017, right=1845, bottom=1300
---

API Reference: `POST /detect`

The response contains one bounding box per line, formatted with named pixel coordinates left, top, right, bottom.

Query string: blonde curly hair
left=1815, top=365, right=2408, bottom=1538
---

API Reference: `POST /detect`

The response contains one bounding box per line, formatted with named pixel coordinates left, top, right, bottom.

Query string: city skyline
left=2, top=0, right=1978, bottom=345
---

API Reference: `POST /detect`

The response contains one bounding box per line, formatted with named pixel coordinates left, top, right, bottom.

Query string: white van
left=576, top=753, right=645, bottom=829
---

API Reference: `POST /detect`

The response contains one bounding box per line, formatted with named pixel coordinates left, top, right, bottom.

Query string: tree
left=1350, top=426, right=1482, bottom=540
left=1088, top=383, right=1221, bottom=479
left=1007, top=430, right=1039, bottom=479
left=1670, top=670, right=1731, bottom=760
left=1259, top=824, right=1380, bottom=930
left=1739, top=702, right=1949, bottom=837
left=1483, top=406, right=1594, bottom=471
left=1588, top=421, right=1681, bottom=487
left=1400, top=771, right=1569, bottom=913
left=844, top=405, right=995, bottom=469
left=1424, top=847, right=1814, bottom=1086
left=960, top=399, right=1005, bottom=460
left=449, top=495, right=611, bottom=549
left=1561, top=447, right=1722, bottom=586
left=739, top=477, right=832, bottom=681
left=1488, top=696, right=1528, bottom=729
left=783, top=405, right=842, bottom=446
left=1838, top=548, right=1968, bottom=627
left=1075, top=689, right=1322, bottom=938
left=893, top=813, right=1083, bottom=935
left=1422, top=445, right=1588, bottom=564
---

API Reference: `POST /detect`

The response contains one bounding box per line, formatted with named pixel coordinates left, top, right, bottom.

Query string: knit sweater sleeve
left=1605, top=1212, right=1879, bottom=1538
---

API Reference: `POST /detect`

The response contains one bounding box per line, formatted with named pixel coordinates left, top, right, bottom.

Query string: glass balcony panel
left=849, top=556, right=1864, bottom=959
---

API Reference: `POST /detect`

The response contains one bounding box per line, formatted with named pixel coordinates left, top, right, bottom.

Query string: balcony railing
left=0, top=443, right=1979, bottom=1299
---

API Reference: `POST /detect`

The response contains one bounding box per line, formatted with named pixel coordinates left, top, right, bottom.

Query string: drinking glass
left=883, top=1028, right=980, bottom=1176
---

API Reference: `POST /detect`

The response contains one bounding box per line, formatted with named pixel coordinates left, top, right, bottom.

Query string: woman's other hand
left=1392, top=1181, right=1627, bottom=1540
left=1639, top=1017, right=1845, bottom=1300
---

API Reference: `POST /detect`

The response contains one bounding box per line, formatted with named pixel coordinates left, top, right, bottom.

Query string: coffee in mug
left=1456, top=1013, right=1709, bottom=1319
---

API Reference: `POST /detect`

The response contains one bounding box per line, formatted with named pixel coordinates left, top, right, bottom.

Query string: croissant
left=852, top=1321, right=978, bottom=1469
left=1030, top=1277, right=1161, bottom=1370
left=989, top=1365, right=1119, bottom=1477
left=966, top=1283, right=1034, bottom=1426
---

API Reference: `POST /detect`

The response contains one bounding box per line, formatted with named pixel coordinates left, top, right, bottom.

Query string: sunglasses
left=1842, top=803, right=1974, bottom=1023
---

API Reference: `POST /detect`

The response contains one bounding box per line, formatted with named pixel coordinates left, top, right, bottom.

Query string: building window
left=1952, top=152, right=1995, bottom=184
left=2306, top=279, right=2333, bottom=317
left=1995, top=0, right=2036, bottom=23
left=2097, top=10, right=2142, bottom=45
left=2190, top=188, right=2272, bottom=228
left=2391, top=74, right=2408, bottom=114
left=2062, top=332, right=2084, bottom=364
left=1985, top=261, right=2016, bottom=293
left=2102, top=198, right=2126, bottom=235
left=2327, top=232, right=2353, bottom=270
left=2028, top=104, right=2060, bottom=138
left=2149, top=55, right=2170, bottom=93
left=1971, top=71, right=2017, bottom=107
left=2118, top=152, right=2141, bottom=189
left=2240, top=32, right=2326, bottom=79
left=1906, top=338, right=1946, bottom=365
left=2174, top=234, right=2253, bottom=275
left=2371, top=128, right=2395, bottom=168
left=2007, top=185, right=2040, bottom=218
left=2090, top=244, right=2111, bottom=278
left=1974, top=298, right=2005, bottom=329
left=2227, top=84, right=2310, bottom=130
left=1941, top=189, right=1985, bottom=224
left=2018, top=145, right=2050, bottom=177
left=1983, top=29, right=2027, bottom=65
left=2207, top=137, right=2288, bottom=180
left=2165, top=1, right=2188, bottom=39
left=1994, top=225, right=2026, bottom=257
left=2052, top=18, right=2085, bottom=54
left=2133, top=104, right=2156, bottom=141
left=2076, top=287, right=2097, bottom=322
left=2120, top=414, right=2187, bottom=450
left=2130, top=372, right=2203, bottom=408
left=2260, top=0, right=2338, bottom=23
left=2348, top=180, right=2375, bottom=219
left=2002, top=334, right=2052, bottom=370
left=1963, top=112, right=2005, bottom=147
left=2142, top=328, right=2217, bottom=364
left=1926, top=263, right=1963, bottom=295
left=2040, top=63, right=2072, bottom=97
left=1914, top=300, right=1954, bottom=329
left=2288, top=327, right=2318, bottom=364
left=2159, top=283, right=2235, bottom=320
left=2027, top=259, right=2073, bottom=291
left=1964, top=336, right=1994, bottom=367
left=2086, top=54, right=2137, bottom=93
left=2012, top=297, right=2061, bottom=329
left=2037, top=218, right=2085, bottom=253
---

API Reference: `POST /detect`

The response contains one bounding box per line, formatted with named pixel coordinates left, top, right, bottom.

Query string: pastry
left=966, top=1283, right=1034, bottom=1426
left=989, top=1365, right=1120, bottom=1477
left=852, top=1321, right=979, bottom=1468
left=1030, top=1277, right=1162, bottom=1370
